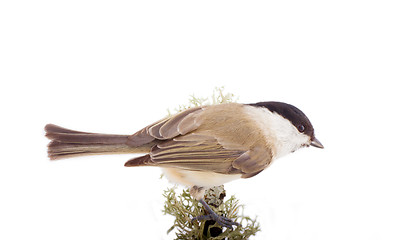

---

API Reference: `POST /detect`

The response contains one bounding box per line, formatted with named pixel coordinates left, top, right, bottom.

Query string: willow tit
left=46, top=101, right=323, bottom=228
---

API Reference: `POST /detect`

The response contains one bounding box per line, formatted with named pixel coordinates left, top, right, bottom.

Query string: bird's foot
left=192, top=213, right=240, bottom=229
left=192, top=199, right=240, bottom=229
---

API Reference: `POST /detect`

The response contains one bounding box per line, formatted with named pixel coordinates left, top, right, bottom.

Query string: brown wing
left=149, top=133, right=245, bottom=174
left=126, top=106, right=203, bottom=146
left=125, top=104, right=273, bottom=177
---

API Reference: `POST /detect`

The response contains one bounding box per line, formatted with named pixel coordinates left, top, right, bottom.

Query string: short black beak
left=310, top=138, right=324, bottom=148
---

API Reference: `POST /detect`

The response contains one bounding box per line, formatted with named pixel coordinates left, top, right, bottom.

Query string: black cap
left=248, top=101, right=315, bottom=140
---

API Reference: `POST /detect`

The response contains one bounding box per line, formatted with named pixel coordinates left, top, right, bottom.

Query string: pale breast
left=161, top=167, right=242, bottom=188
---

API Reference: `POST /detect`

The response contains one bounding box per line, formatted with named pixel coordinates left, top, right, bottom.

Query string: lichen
left=167, top=86, right=238, bottom=116
left=163, top=187, right=260, bottom=240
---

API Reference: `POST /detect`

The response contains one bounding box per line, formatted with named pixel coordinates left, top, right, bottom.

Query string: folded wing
left=125, top=105, right=273, bottom=178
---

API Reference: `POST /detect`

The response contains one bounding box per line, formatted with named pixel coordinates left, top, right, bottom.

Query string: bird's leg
left=192, top=198, right=240, bottom=229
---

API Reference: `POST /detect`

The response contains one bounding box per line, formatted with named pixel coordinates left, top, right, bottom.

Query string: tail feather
left=47, top=132, right=129, bottom=145
left=45, top=124, right=144, bottom=160
left=45, top=124, right=90, bottom=134
left=124, top=155, right=153, bottom=167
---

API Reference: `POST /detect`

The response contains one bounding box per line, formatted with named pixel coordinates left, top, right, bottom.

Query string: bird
left=45, top=101, right=323, bottom=229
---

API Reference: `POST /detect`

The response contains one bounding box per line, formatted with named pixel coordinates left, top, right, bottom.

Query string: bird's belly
left=161, top=168, right=242, bottom=188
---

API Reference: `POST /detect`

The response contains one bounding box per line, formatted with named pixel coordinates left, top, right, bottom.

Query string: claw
left=192, top=199, right=241, bottom=229
left=192, top=214, right=239, bottom=229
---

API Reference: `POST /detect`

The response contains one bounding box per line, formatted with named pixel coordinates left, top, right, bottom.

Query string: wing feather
left=149, top=134, right=244, bottom=174
left=127, top=107, right=203, bottom=145
left=125, top=104, right=273, bottom=178
left=159, top=107, right=202, bottom=138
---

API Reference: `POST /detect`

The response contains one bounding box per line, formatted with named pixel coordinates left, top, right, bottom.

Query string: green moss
left=163, top=187, right=260, bottom=240
left=167, top=86, right=238, bottom=116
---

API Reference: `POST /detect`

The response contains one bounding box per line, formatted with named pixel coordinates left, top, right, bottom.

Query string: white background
left=1, top=1, right=410, bottom=239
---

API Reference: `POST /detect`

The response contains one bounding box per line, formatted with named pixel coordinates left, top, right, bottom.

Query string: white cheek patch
left=264, top=112, right=310, bottom=158
left=243, top=106, right=310, bottom=159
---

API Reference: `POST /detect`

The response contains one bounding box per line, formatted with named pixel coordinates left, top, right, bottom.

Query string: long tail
left=45, top=124, right=146, bottom=160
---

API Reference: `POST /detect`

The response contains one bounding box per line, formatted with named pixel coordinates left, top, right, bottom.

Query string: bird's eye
left=297, top=125, right=305, bottom=132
